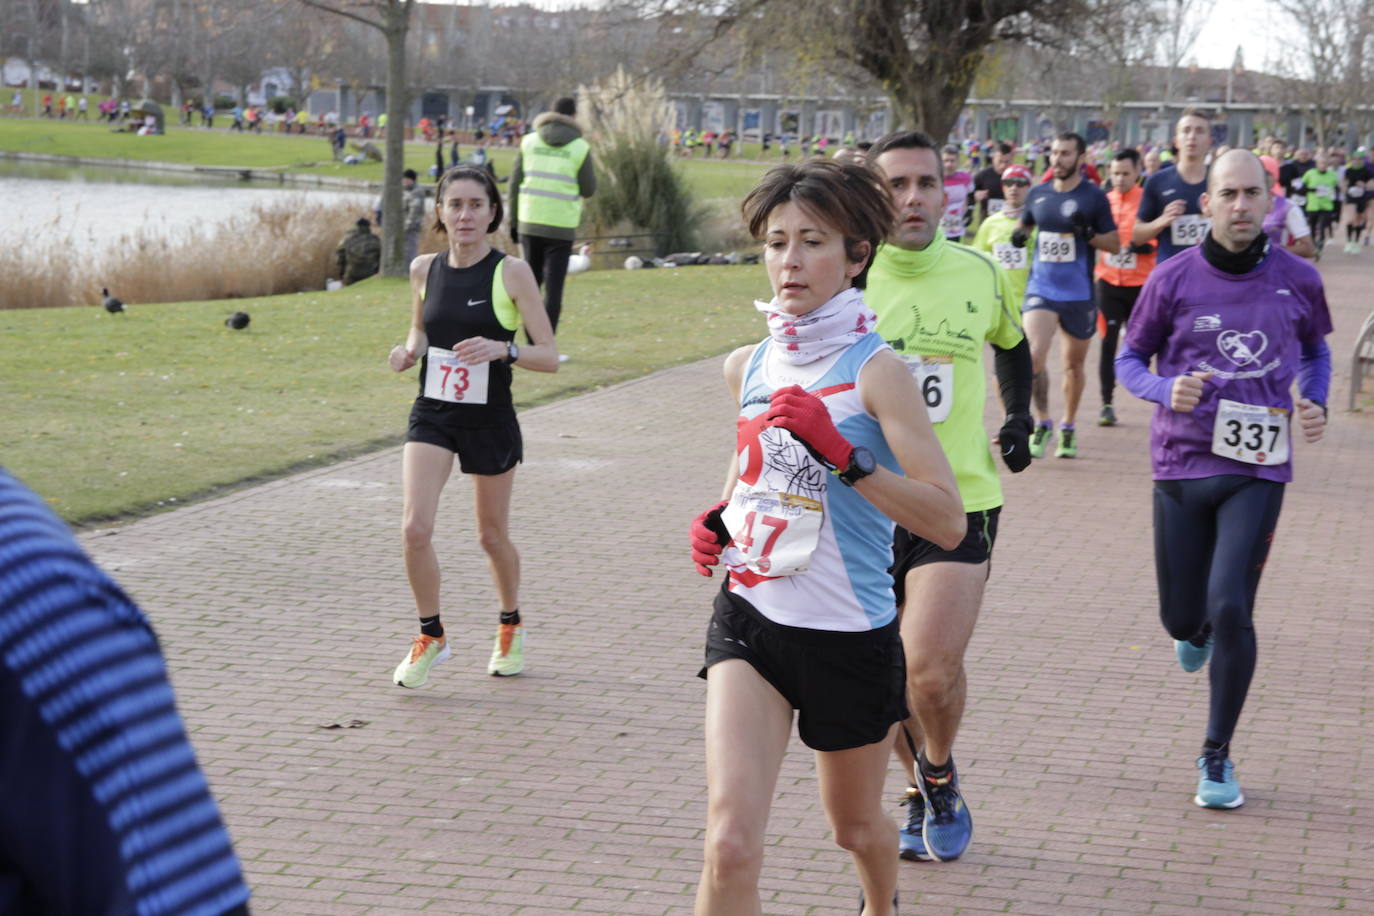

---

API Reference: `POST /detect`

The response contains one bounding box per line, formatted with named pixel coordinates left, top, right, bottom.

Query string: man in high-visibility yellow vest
left=509, top=96, right=596, bottom=336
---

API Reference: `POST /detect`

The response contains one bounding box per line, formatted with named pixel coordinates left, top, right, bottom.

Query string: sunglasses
left=1002, top=179, right=1030, bottom=187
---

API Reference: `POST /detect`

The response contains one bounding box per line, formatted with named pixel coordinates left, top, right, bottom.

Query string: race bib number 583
left=424, top=346, right=490, bottom=404
left=1211, top=398, right=1290, bottom=466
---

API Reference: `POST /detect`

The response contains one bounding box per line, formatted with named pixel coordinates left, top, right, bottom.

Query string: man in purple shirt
left=1115, top=149, right=1331, bottom=810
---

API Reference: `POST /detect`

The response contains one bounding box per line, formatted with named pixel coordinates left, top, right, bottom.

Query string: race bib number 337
left=1211, top=398, right=1290, bottom=466
left=424, top=346, right=490, bottom=404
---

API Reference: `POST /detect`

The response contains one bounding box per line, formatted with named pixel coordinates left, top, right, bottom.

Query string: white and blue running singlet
left=722, top=332, right=902, bottom=631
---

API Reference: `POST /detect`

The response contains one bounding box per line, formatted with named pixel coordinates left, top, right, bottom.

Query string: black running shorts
left=699, top=587, right=908, bottom=752
left=890, top=508, right=1000, bottom=607
left=406, top=402, right=522, bottom=475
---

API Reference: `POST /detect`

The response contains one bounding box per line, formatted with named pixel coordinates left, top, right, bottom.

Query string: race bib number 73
left=424, top=346, right=490, bottom=404
left=1211, top=399, right=1289, bottom=466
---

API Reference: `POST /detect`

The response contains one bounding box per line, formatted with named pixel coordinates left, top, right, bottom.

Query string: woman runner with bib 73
left=689, top=159, right=964, bottom=915
left=388, top=166, right=558, bottom=688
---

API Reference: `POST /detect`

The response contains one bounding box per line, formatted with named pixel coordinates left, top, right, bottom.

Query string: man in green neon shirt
left=866, top=130, right=1035, bottom=863
left=1301, top=151, right=1339, bottom=255
left=969, top=164, right=1034, bottom=306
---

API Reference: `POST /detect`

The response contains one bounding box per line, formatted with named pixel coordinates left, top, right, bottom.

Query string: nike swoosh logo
left=467, top=299, right=485, bottom=307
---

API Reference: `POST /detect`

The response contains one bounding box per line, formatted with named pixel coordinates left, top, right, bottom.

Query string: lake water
left=0, top=160, right=374, bottom=255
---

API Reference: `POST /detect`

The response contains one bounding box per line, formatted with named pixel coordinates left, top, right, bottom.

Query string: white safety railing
left=1351, top=310, right=1374, bottom=411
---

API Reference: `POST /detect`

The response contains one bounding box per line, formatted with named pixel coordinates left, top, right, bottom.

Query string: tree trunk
left=886, top=49, right=983, bottom=141
left=381, top=8, right=410, bottom=277
left=27, top=0, right=40, bottom=116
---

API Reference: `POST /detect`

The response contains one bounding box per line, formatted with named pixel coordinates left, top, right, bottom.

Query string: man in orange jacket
left=1096, top=148, right=1158, bottom=426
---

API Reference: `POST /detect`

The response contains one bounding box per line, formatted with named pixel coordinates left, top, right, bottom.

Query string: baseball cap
left=1001, top=165, right=1033, bottom=183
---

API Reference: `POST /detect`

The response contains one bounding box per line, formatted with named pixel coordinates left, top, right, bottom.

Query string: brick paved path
left=83, top=253, right=1374, bottom=915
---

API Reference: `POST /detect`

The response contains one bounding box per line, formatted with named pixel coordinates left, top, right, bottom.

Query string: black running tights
left=1152, top=476, right=1285, bottom=746
left=1096, top=280, right=1141, bottom=405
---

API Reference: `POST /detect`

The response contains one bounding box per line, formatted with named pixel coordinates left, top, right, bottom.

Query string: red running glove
left=690, top=499, right=731, bottom=577
left=763, top=385, right=854, bottom=470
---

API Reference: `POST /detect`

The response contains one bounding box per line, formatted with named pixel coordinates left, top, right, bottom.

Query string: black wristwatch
left=837, top=446, right=877, bottom=487
left=504, top=341, right=519, bottom=365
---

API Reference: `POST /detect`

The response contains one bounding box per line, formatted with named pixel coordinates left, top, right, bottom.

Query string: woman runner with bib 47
left=388, top=166, right=558, bottom=687
left=689, top=159, right=964, bottom=915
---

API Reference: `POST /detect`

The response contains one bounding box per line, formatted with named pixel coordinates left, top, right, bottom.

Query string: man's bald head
left=1203, top=149, right=1272, bottom=252
left=1208, top=149, right=1269, bottom=195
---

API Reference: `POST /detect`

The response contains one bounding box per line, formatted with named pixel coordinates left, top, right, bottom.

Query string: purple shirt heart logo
left=1217, top=329, right=1267, bottom=367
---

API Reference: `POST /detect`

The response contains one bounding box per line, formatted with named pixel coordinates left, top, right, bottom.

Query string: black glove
left=1127, top=241, right=1154, bottom=255
left=1071, top=211, right=1096, bottom=241
left=1010, top=227, right=1030, bottom=248
left=997, top=413, right=1034, bottom=473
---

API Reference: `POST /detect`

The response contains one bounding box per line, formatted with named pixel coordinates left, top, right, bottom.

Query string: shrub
left=580, top=68, right=706, bottom=256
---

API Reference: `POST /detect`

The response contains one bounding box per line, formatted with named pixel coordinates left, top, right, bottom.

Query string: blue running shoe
left=1175, top=633, right=1214, bottom=672
left=919, top=759, right=972, bottom=862
left=1195, top=748, right=1244, bottom=809
left=898, top=786, right=931, bottom=862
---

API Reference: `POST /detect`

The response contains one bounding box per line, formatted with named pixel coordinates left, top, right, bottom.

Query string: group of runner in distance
left=384, top=110, right=1334, bottom=915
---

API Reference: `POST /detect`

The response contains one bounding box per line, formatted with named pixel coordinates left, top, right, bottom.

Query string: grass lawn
left=0, top=115, right=775, bottom=200
left=0, top=265, right=770, bottom=526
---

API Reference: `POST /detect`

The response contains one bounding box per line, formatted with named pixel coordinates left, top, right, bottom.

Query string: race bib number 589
left=1038, top=232, right=1076, bottom=263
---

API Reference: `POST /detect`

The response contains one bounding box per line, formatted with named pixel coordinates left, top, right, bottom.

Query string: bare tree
left=1271, top=0, right=1374, bottom=146
left=297, top=0, right=416, bottom=278
left=626, top=0, right=1112, bottom=140
left=1158, top=0, right=1217, bottom=103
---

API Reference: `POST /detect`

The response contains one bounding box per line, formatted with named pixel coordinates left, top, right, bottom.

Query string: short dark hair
left=1113, top=148, right=1142, bottom=168
left=1178, top=107, right=1211, bottom=126
left=402, top=168, right=417, bottom=181
left=433, top=166, right=504, bottom=235
left=1054, top=132, right=1086, bottom=155
left=553, top=96, right=576, bottom=116
left=996, top=142, right=1013, bottom=156
left=741, top=159, right=894, bottom=289
left=868, top=129, right=942, bottom=181
left=356, top=217, right=371, bottom=229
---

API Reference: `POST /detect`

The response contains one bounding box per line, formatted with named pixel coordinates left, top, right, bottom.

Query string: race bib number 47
left=900, top=353, right=954, bottom=424
left=1211, top=399, right=1290, bottom=466
left=721, top=486, right=824, bottom=577
left=424, top=346, right=489, bottom=404
left=1038, top=232, right=1076, bottom=263
left=1171, top=214, right=1211, bottom=246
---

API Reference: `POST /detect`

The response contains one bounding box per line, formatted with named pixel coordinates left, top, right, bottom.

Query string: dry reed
left=0, top=197, right=378, bottom=310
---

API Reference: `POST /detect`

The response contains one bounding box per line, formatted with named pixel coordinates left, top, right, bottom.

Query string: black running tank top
left=417, top=248, right=516, bottom=422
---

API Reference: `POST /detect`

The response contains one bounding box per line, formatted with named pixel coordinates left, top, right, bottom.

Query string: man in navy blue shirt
left=0, top=468, right=252, bottom=916
left=1014, top=132, right=1120, bottom=459
left=1134, top=109, right=1213, bottom=262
